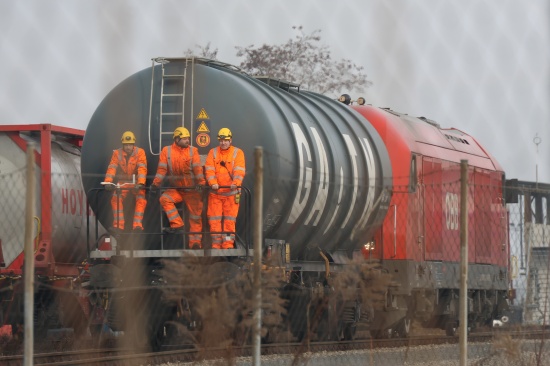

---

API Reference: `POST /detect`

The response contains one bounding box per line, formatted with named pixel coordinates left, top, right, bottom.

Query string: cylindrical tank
left=0, top=128, right=94, bottom=267
left=82, top=58, right=392, bottom=258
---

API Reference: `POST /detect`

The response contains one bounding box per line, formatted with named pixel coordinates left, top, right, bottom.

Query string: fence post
left=24, top=143, right=36, bottom=366
left=459, top=159, right=469, bottom=366
left=252, top=146, right=263, bottom=366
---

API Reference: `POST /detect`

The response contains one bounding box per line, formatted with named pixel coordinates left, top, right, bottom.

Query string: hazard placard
left=196, top=108, right=209, bottom=120
left=196, top=133, right=210, bottom=147
left=196, top=121, right=210, bottom=133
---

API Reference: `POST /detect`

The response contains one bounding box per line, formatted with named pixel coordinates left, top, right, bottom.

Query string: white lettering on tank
left=287, top=122, right=312, bottom=224
left=304, top=127, right=329, bottom=226
left=324, top=169, right=343, bottom=234
left=351, top=137, right=377, bottom=237
left=341, top=134, right=358, bottom=228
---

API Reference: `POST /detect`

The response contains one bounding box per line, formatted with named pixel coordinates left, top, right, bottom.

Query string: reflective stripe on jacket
left=104, top=146, right=147, bottom=184
left=153, top=142, right=205, bottom=187
left=205, top=146, right=246, bottom=194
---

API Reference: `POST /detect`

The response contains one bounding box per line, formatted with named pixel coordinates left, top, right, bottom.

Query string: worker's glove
left=211, top=184, right=219, bottom=191
left=149, top=184, right=159, bottom=194
left=195, top=184, right=205, bottom=192
left=105, top=184, right=115, bottom=191
left=132, top=184, right=144, bottom=193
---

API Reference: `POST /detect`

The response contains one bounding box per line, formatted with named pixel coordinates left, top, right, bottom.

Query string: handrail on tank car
left=86, top=187, right=105, bottom=256
left=86, top=184, right=252, bottom=255
left=87, top=183, right=142, bottom=256
left=152, top=57, right=245, bottom=73
left=153, top=185, right=252, bottom=252
left=100, top=182, right=137, bottom=189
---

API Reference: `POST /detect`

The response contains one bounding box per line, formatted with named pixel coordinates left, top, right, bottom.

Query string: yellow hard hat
left=173, top=127, right=190, bottom=139
left=121, top=131, right=136, bottom=144
left=218, top=127, right=232, bottom=140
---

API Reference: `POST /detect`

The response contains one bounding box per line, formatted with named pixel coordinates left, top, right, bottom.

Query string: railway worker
left=205, top=128, right=246, bottom=249
left=104, top=131, right=147, bottom=232
left=150, top=127, right=206, bottom=249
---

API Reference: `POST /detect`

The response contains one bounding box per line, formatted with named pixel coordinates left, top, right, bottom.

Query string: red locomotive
left=0, top=58, right=511, bottom=348
left=353, top=104, right=509, bottom=336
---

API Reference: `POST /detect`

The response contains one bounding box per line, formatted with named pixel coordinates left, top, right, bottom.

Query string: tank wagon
left=81, top=57, right=396, bottom=346
left=0, top=124, right=102, bottom=337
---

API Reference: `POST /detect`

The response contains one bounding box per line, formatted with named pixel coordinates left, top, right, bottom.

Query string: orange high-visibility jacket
left=105, top=147, right=147, bottom=185
left=205, top=146, right=246, bottom=193
left=153, top=142, right=205, bottom=188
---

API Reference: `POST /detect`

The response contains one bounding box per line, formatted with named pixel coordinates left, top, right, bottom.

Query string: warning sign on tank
left=196, top=121, right=210, bottom=133
left=196, top=108, right=209, bottom=120
left=196, top=133, right=210, bottom=147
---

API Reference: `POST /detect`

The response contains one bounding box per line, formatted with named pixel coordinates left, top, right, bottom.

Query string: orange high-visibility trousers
left=159, top=189, right=203, bottom=247
left=110, top=189, right=147, bottom=229
left=207, top=193, right=239, bottom=249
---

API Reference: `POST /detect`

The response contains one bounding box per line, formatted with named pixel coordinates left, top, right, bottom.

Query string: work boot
left=190, top=243, right=201, bottom=249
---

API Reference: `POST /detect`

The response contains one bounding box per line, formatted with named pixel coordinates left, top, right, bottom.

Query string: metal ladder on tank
left=149, top=57, right=185, bottom=155
left=148, top=57, right=239, bottom=155
left=148, top=57, right=200, bottom=250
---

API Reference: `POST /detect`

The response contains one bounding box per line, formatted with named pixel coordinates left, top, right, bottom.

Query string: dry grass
left=330, top=258, right=394, bottom=312
left=159, top=255, right=287, bottom=358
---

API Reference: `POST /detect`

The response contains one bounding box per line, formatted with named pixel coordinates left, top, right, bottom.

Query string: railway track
left=1, top=329, right=548, bottom=366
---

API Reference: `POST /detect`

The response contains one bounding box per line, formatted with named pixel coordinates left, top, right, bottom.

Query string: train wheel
left=316, top=317, right=330, bottom=341
left=342, top=324, right=357, bottom=341
left=57, top=292, right=88, bottom=338
left=371, top=328, right=392, bottom=339
left=316, top=316, right=342, bottom=341
left=445, top=321, right=471, bottom=336
left=394, top=317, right=411, bottom=338
left=445, top=321, right=458, bottom=336
left=150, top=322, right=165, bottom=352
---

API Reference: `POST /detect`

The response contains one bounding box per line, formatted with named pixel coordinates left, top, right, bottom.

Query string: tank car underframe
left=85, top=254, right=254, bottom=350
left=86, top=245, right=371, bottom=346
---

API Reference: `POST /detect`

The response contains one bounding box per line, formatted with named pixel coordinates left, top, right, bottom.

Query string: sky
left=1, top=0, right=548, bottom=183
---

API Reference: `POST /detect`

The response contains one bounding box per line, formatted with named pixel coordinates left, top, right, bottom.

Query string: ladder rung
left=163, top=74, right=185, bottom=78
left=161, top=112, right=183, bottom=116
left=162, top=93, right=184, bottom=97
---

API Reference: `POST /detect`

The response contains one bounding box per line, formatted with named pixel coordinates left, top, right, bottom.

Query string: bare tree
left=183, top=41, right=219, bottom=59
left=235, top=26, right=371, bottom=95
left=183, top=27, right=371, bottom=96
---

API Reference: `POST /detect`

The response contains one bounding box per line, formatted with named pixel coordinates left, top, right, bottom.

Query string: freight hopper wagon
left=0, top=124, right=102, bottom=338
left=353, top=105, right=510, bottom=336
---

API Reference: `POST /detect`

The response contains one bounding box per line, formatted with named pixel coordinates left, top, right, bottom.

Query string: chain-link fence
left=1, top=151, right=550, bottom=364
left=507, top=181, right=550, bottom=328
left=1, top=2, right=550, bottom=362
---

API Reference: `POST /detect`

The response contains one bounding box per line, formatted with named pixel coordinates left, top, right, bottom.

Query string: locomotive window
left=410, top=155, right=417, bottom=192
